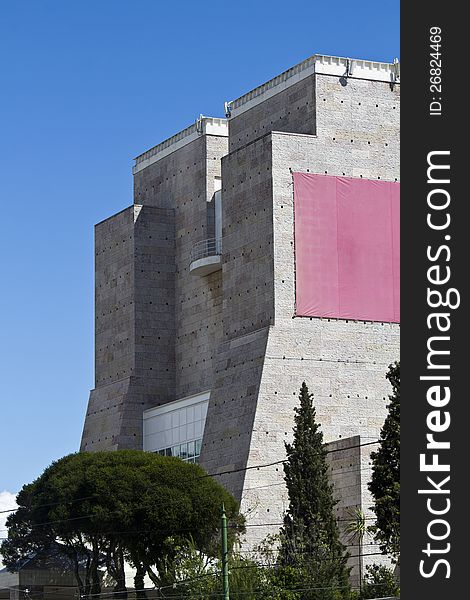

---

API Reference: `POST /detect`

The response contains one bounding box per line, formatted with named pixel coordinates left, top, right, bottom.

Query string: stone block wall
left=228, top=74, right=316, bottom=152
left=133, top=133, right=228, bottom=402
left=81, top=129, right=229, bottom=450
left=133, top=205, right=176, bottom=407
left=81, top=204, right=176, bottom=450
left=174, top=136, right=226, bottom=401
left=200, top=133, right=276, bottom=497
left=93, top=206, right=137, bottom=388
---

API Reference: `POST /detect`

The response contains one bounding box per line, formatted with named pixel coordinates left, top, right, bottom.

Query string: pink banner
left=293, top=173, right=400, bottom=323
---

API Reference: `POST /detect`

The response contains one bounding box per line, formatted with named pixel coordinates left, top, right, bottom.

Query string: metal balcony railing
left=190, top=238, right=222, bottom=264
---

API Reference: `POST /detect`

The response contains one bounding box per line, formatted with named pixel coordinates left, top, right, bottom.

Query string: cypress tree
left=368, top=361, right=400, bottom=563
left=278, top=382, right=351, bottom=599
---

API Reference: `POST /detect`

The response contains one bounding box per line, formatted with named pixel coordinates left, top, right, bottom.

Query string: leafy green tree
left=368, top=362, right=400, bottom=562
left=150, top=537, right=219, bottom=599
left=0, top=450, right=242, bottom=599
left=346, top=509, right=366, bottom=590
left=278, top=382, right=351, bottom=600
left=263, top=564, right=304, bottom=600
left=149, top=541, right=269, bottom=600
left=358, top=564, right=399, bottom=599
left=228, top=554, right=267, bottom=599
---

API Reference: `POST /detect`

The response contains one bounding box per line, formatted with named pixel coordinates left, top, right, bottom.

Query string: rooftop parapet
left=133, top=116, right=228, bottom=174
left=224, top=54, right=400, bottom=118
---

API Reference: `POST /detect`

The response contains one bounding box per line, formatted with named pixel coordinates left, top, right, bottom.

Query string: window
left=143, top=392, right=209, bottom=463
left=155, top=439, right=203, bottom=463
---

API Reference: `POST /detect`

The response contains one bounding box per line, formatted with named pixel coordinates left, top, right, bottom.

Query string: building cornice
left=225, top=54, right=400, bottom=118
left=133, top=116, right=228, bottom=174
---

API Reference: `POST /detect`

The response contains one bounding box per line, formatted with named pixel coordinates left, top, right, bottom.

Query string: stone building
left=80, top=54, right=400, bottom=579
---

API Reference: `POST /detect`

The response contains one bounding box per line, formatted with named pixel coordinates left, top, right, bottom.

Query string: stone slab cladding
left=80, top=54, right=400, bottom=575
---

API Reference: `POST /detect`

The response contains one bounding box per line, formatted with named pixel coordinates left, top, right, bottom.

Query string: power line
left=1, top=521, right=381, bottom=544
left=242, top=464, right=374, bottom=493
left=201, top=439, right=379, bottom=480
left=265, top=355, right=390, bottom=366
left=0, top=508, right=383, bottom=538
left=20, top=550, right=386, bottom=598
left=0, top=496, right=100, bottom=515
left=1, top=439, right=380, bottom=535
left=0, top=439, right=379, bottom=520
left=0, top=505, right=376, bottom=538
left=0, top=507, right=378, bottom=537
left=73, top=553, right=389, bottom=599
left=0, top=542, right=389, bottom=598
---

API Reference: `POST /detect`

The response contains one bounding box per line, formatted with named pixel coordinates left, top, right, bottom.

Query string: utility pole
left=221, top=504, right=230, bottom=600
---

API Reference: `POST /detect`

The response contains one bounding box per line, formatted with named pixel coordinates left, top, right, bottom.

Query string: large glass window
left=155, top=438, right=203, bottom=463
left=143, top=392, right=209, bottom=463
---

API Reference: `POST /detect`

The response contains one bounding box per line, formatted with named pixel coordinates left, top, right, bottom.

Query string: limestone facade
left=80, top=54, right=400, bottom=576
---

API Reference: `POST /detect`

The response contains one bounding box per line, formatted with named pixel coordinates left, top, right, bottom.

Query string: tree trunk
left=113, top=546, right=127, bottom=600
left=69, top=545, right=86, bottom=600
left=90, top=539, right=102, bottom=598
left=134, top=561, right=147, bottom=600
left=105, top=543, right=128, bottom=600
left=84, top=552, right=92, bottom=600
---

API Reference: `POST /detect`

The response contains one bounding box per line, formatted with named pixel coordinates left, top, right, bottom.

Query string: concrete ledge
left=189, top=255, right=222, bottom=276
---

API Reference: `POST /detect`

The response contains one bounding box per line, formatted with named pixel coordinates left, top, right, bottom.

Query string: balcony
left=189, top=238, right=222, bottom=276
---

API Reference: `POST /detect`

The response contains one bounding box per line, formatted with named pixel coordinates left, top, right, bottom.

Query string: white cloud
left=0, top=490, right=18, bottom=569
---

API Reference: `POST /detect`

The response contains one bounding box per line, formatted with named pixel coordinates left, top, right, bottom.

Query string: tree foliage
left=0, top=450, right=242, bottom=599
left=368, top=362, right=400, bottom=562
left=278, top=382, right=352, bottom=600
left=357, top=564, right=399, bottom=599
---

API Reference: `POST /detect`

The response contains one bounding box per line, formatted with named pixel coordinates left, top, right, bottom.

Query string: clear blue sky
left=0, top=0, right=399, bottom=494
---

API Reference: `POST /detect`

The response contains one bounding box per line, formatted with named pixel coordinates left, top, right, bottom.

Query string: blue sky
left=0, top=0, right=399, bottom=495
